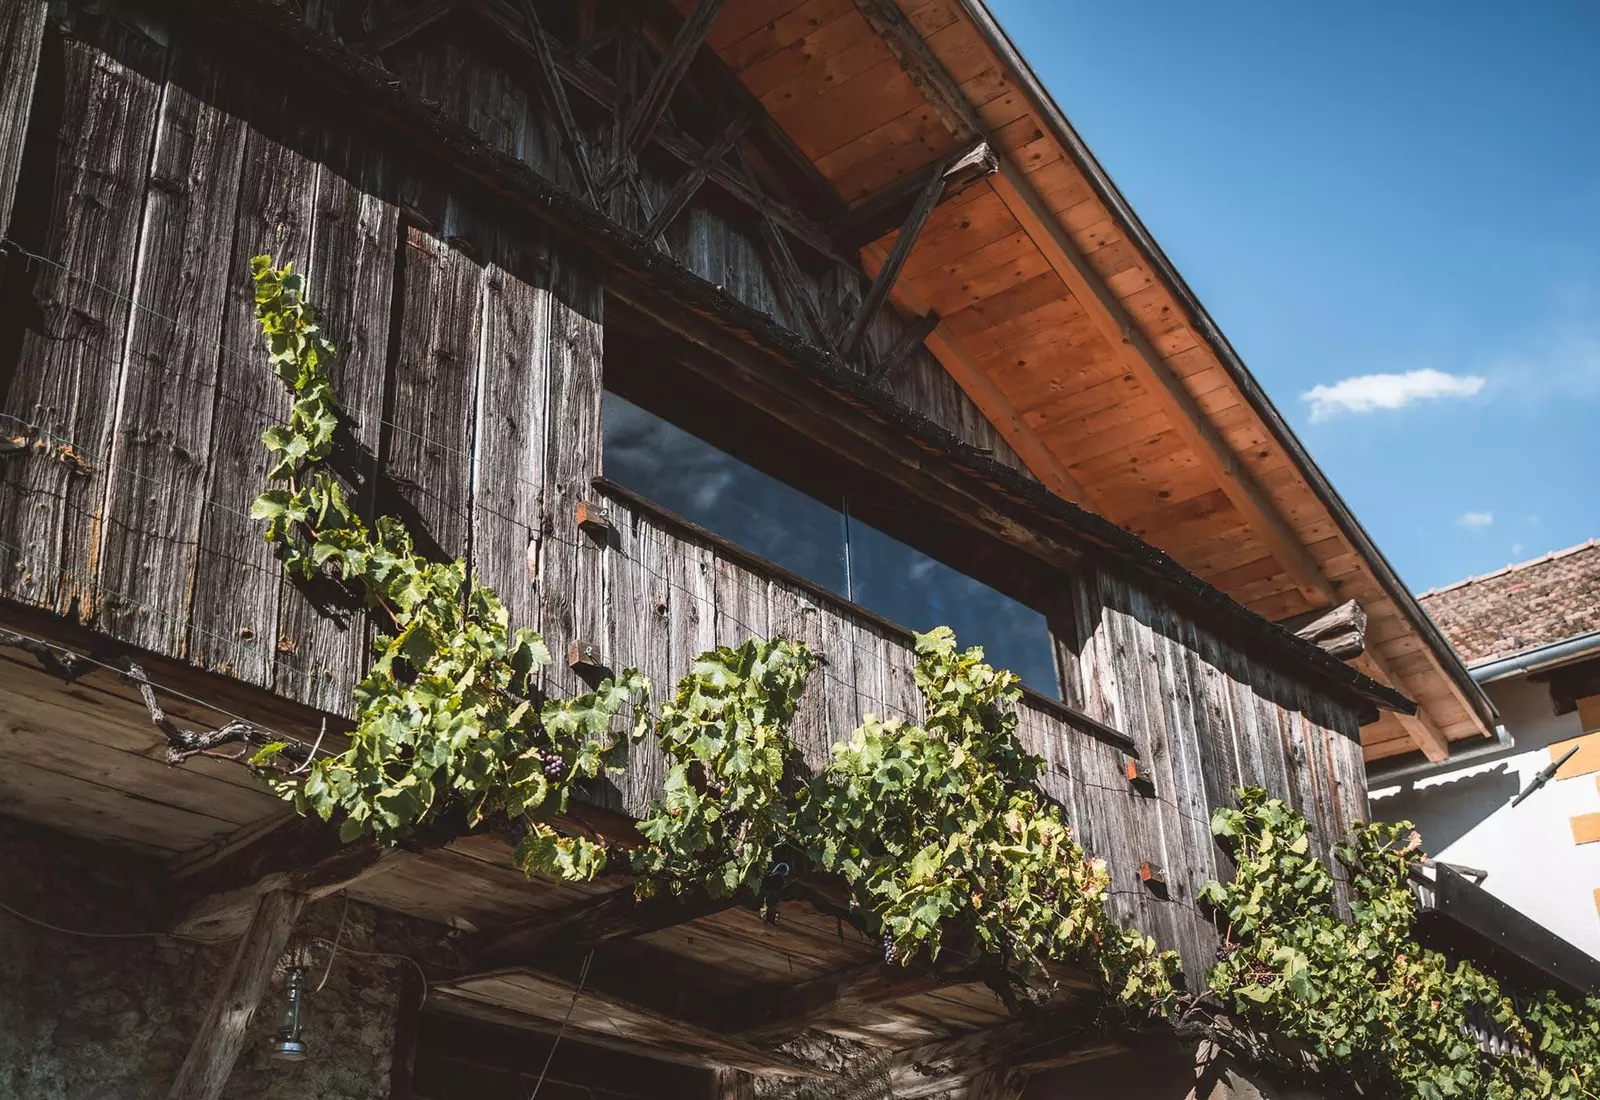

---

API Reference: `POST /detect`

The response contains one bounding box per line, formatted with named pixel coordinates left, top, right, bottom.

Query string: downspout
left=952, top=0, right=1500, bottom=739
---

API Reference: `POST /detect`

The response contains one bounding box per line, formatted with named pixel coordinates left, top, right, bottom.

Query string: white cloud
left=1458, top=511, right=1494, bottom=529
left=1511, top=542, right=1525, bottom=556
left=1300, top=368, right=1485, bottom=422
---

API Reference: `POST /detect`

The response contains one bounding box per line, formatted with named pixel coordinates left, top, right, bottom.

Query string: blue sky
left=986, top=0, right=1600, bottom=594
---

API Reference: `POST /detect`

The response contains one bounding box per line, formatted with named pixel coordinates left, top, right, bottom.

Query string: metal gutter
left=952, top=0, right=1499, bottom=739
left=1469, top=629, right=1600, bottom=685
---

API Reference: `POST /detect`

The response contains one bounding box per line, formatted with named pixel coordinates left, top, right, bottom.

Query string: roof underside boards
left=674, top=0, right=1493, bottom=763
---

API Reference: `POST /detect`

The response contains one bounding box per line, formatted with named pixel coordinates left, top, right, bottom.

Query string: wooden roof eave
left=173, top=0, right=1406, bottom=720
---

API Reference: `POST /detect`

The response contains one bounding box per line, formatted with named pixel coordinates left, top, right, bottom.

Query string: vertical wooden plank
left=813, top=599, right=864, bottom=758
left=850, top=619, right=892, bottom=724
left=613, top=509, right=673, bottom=818
left=97, top=50, right=249, bottom=656
left=273, top=147, right=399, bottom=713
left=881, top=627, right=921, bottom=725
left=0, top=0, right=46, bottom=233
left=0, top=31, right=162, bottom=615
left=537, top=248, right=604, bottom=698
left=187, top=126, right=318, bottom=687
left=665, top=527, right=717, bottom=687
left=713, top=551, right=769, bottom=645
left=767, top=577, right=831, bottom=775
left=471, top=246, right=551, bottom=635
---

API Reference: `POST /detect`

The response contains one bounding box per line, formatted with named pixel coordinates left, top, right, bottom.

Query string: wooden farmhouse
left=0, top=0, right=1499, bottom=1097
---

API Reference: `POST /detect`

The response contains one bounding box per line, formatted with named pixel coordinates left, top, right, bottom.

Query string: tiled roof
left=1418, top=540, right=1600, bottom=666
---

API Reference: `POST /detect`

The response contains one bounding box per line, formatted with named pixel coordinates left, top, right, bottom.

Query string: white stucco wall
left=1369, top=676, right=1600, bottom=961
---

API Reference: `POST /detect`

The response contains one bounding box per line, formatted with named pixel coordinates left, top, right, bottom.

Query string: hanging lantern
left=268, top=962, right=310, bottom=1060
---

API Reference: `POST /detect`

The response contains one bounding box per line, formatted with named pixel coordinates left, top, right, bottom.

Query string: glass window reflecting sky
left=603, top=393, right=1059, bottom=697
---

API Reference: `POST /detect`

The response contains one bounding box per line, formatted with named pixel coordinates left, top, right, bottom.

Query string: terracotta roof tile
left=1418, top=540, right=1600, bottom=666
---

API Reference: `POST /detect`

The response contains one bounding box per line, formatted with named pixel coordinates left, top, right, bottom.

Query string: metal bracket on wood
left=840, top=142, right=993, bottom=364
left=1139, top=861, right=1166, bottom=888
left=1123, top=756, right=1154, bottom=795
left=574, top=499, right=614, bottom=539
left=568, top=639, right=607, bottom=674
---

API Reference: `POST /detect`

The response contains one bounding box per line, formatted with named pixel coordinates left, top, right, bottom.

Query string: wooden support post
left=166, top=890, right=305, bottom=1100
left=622, top=0, right=725, bottom=157
left=642, top=110, right=753, bottom=245
left=834, top=139, right=997, bottom=250
left=841, top=143, right=993, bottom=364
left=716, top=1067, right=755, bottom=1100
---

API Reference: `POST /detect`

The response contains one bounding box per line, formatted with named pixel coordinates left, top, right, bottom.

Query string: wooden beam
left=166, top=890, right=305, bottom=1100
left=861, top=242, right=1087, bottom=504
left=0, top=0, right=46, bottom=237
left=854, top=0, right=982, bottom=141
left=1288, top=599, right=1367, bottom=660
left=725, top=960, right=964, bottom=1044
left=349, top=0, right=458, bottom=56
left=621, top=0, right=725, bottom=157
left=842, top=143, right=993, bottom=363
left=515, top=0, right=603, bottom=208
left=434, top=968, right=830, bottom=1078
left=642, top=109, right=753, bottom=245
left=987, top=163, right=1336, bottom=608
left=716, top=1068, right=756, bottom=1100
left=834, top=140, right=997, bottom=251
left=1358, top=647, right=1448, bottom=761
left=468, top=886, right=736, bottom=968
left=168, top=814, right=421, bottom=938
left=869, top=309, right=941, bottom=386
left=889, top=1020, right=1124, bottom=1098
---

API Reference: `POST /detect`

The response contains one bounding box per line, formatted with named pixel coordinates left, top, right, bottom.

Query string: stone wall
left=0, top=815, right=450, bottom=1100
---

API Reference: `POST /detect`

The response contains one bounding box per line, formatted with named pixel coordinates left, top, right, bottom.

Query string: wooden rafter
left=861, top=242, right=1088, bottom=504
left=841, top=142, right=993, bottom=363
left=987, top=163, right=1337, bottom=608
left=854, top=0, right=981, bottom=142
left=834, top=137, right=997, bottom=249
left=349, top=0, right=459, bottom=57
left=168, top=814, right=424, bottom=937
left=869, top=308, right=941, bottom=386
left=642, top=108, right=753, bottom=244
left=468, top=886, right=735, bottom=968
left=620, top=0, right=725, bottom=157
left=1358, top=647, right=1448, bottom=761
left=515, top=0, right=603, bottom=208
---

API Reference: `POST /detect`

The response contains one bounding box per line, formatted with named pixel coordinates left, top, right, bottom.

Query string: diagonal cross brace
left=840, top=141, right=993, bottom=364
left=620, top=0, right=726, bottom=159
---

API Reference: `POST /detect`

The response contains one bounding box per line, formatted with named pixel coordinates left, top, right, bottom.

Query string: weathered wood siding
left=0, top=8, right=1367, bottom=981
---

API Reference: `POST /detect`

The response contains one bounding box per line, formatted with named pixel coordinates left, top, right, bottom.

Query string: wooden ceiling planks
left=683, top=0, right=1489, bottom=762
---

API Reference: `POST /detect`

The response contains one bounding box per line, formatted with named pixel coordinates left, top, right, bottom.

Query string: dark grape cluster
left=882, top=936, right=900, bottom=964
left=541, top=751, right=566, bottom=781
left=493, top=816, right=529, bottom=847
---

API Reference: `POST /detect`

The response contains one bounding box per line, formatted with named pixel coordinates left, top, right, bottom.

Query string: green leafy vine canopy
left=246, top=257, right=1599, bottom=1098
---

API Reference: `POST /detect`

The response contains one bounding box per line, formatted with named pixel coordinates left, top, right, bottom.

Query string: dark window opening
left=603, top=319, right=1063, bottom=698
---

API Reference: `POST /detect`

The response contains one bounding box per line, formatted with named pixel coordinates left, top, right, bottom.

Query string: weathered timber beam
left=854, top=0, right=985, bottom=142
left=434, top=967, right=831, bottom=1078
left=868, top=309, right=941, bottom=386
left=834, top=138, right=997, bottom=251
left=725, top=960, right=967, bottom=1044
left=1358, top=646, right=1448, bottom=761
left=515, top=0, right=603, bottom=208
left=166, top=890, right=305, bottom=1100
left=841, top=142, right=993, bottom=363
left=620, top=0, right=725, bottom=158
left=467, top=885, right=736, bottom=968
left=349, top=0, right=458, bottom=56
left=987, top=162, right=1337, bottom=608
left=1287, top=599, right=1367, bottom=660
left=470, top=0, right=849, bottom=266
left=642, top=109, right=753, bottom=245
left=168, top=814, right=421, bottom=938
left=860, top=241, right=1088, bottom=505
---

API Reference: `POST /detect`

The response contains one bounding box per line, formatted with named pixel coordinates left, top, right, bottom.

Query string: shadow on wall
left=1377, top=765, right=1523, bottom=854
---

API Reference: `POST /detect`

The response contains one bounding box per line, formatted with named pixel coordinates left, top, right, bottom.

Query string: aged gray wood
left=274, top=145, right=399, bottom=714
left=537, top=250, right=605, bottom=698
left=384, top=225, right=483, bottom=561
left=619, top=0, right=726, bottom=158
left=0, top=33, right=162, bottom=616
left=0, top=0, right=45, bottom=234
left=1290, top=599, right=1367, bottom=660
left=471, top=242, right=552, bottom=639
left=166, top=889, right=305, bottom=1100
left=713, top=548, right=769, bottom=646
left=613, top=510, right=673, bottom=818
left=188, top=127, right=318, bottom=687
left=96, top=50, right=249, bottom=657
left=642, top=111, right=752, bottom=245
left=766, top=576, right=831, bottom=773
